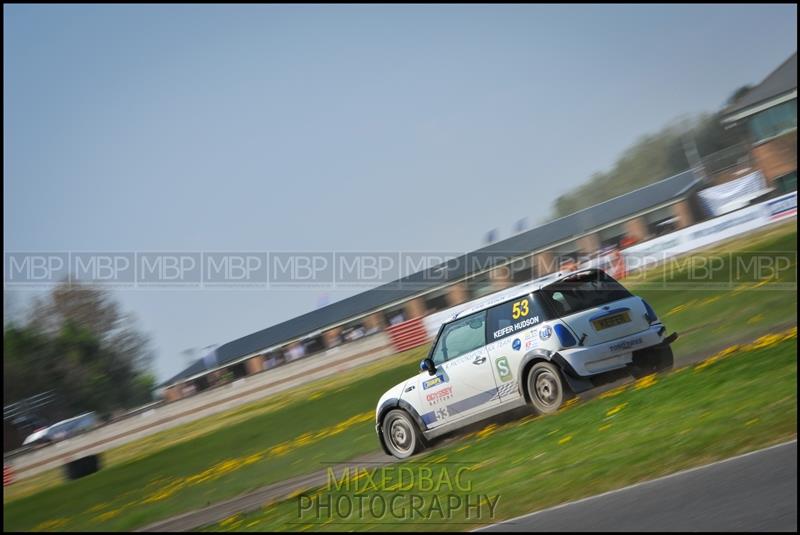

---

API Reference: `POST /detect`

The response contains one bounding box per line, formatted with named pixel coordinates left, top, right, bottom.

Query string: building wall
left=672, top=199, right=695, bottom=228
left=751, top=130, right=797, bottom=182
left=535, top=251, right=555, bottom=276
left=164, top=385, right=182, bottom=402
left=363, top=312, right=386, bottom=331
left=577, top=233, right=601, bottom=253
left=403, top=297, right=428, bottom=319
left=323, top=327, right=342, bottom=348
left=446, top=282, right=469, bottom=306
left=490, top=265, right=513, bottom=290
left=245, top=355, right=264, bottom=375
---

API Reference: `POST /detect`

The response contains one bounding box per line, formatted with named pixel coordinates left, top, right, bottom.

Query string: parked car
left=375, top=268, right=677, bottom=458
left=22, top=412, right=99, bottom=446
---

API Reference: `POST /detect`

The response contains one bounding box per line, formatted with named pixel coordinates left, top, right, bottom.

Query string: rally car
left=375, top=268, right=677, bottom=458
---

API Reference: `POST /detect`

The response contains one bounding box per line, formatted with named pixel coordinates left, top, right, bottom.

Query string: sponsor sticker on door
left=496, top=357, right=512, bottom=382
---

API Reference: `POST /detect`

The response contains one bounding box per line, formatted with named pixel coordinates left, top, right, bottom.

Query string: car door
left=485, top=292, right=550, bottom=402
left=416, top=310, right=500, bottom=429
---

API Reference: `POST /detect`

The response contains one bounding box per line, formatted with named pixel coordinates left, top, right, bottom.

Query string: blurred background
left=2, top=4, right=797, bottom=532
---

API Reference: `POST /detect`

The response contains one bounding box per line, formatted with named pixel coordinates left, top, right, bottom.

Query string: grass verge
left=3, top=221, right=796, bottom=531
left=206, top=329, right=797, bottom=532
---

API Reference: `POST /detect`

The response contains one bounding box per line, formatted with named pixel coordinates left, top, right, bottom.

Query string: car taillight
left=554, top=324, right=577, bottom=348
left=642, top=298, right=658, bottom=324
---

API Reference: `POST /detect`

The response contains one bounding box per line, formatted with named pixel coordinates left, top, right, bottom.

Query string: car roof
left=48, top=412, right=95, bottom=429
left=450, top=268, right=603, bottom=321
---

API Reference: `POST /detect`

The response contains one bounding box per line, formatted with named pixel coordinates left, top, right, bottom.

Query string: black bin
left=64, top=454, right=102, bottom=480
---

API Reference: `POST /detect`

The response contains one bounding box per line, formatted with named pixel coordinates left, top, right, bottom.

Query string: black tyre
left=381, top=409, right=423, bottom=459
left=526, top=361, right=572, bottom=415
left=655, top=345, right=674, bottom=372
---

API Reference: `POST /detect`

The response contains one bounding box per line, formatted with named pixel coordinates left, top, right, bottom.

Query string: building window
left=465, top=272, right=494, bottom=299
left=645, top=206, right=679, bottom=237
left=748, top=99, right=797, bottom=144
left=551, top=241, right=581, bottom=271
left=262, top=350, right=285, bottom=370
left=510, top=255, right=535, bottom=283
left=774, top=172, right=797, bottom=194
left=302, top=336, right=324, bottom=355
left=423, top=289, right=450, bottom=313
left=341, top=320, right=367, bottom=343
left=598, top=223, right=628, bottom=249
left=383, top=307, right=406, bottom=326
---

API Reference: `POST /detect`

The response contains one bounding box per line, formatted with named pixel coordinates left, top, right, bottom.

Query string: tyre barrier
left=3, top=465, right=15, bottom=486
left=63, top=454, right=102, bottom=480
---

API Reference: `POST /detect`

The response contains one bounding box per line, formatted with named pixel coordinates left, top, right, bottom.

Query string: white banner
left=697, top=170, right=770, bottom=216
left=622, top=191, right=797, bottom=272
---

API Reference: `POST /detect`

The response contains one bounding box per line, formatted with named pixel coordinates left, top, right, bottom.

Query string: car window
left=431, top=311, right=487, bottom=365
left=486, top=293, right=550, bottom=342
left=540, top=270, right=631, bottom=316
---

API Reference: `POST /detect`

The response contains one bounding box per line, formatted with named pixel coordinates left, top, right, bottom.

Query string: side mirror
left=419, top=358, right=436, bottom=376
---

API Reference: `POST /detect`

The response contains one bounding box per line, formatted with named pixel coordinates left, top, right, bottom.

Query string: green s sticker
left=496, top=357, right=512, bottom=382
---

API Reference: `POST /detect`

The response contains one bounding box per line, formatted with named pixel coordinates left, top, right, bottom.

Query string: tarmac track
left=478, top=440, right=797, bottom=532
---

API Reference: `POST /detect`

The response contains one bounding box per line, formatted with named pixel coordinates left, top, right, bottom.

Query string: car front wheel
left=382, top=409, right=423, bottom=459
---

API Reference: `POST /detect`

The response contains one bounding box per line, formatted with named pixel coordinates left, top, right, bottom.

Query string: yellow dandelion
left=599, top=384, right=628, bottom=399
left=220, top=514, right=240, bottom=527
left=746, top=313, right=764, bottom=325
left=664, top=304, right=686, bottom=317
left=744, top=333, right=784, bottom=352
left=605, top=402, right=628, bottom=417
left=94, top=509, right=122, bottom=523
left=476, top=424, right=498, bottom=440
left=633, top=374, right=657, bottom=390
left=33, top=518, right=70, bottom=531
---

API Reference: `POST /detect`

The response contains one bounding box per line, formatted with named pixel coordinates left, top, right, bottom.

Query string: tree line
left=4, top=283, right=156, bottom=433
left=549, top=87, right=752, bottom=219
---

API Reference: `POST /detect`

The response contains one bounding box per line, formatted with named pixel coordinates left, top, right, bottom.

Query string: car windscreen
left=539, top=270, right=631, bottom=317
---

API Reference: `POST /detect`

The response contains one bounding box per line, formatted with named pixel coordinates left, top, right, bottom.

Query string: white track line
left=474, top=438, right=798, bottom=531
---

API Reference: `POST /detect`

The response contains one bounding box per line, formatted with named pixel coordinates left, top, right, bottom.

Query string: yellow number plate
left=592, top=311, right=631, bottom=331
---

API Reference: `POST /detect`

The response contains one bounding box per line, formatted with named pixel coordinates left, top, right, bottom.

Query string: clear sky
left=4, top=4, right=797, bottom=381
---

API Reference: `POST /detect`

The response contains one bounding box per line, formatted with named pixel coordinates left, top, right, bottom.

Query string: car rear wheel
left=631, top=345, right=674, bottom=379
left=382, top=409, right=423, bottom=459
left=526, top=361, right=572, bottom=415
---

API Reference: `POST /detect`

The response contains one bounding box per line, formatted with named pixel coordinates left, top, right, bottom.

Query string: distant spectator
left=560, top=257, right=578, bottom=273
left=620, top=235, right=638, bottom=249
left=287, top=343, right=305, bottom=361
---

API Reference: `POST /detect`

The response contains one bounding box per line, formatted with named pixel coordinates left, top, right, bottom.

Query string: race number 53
left=512, top=299, right=529, bottom=319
